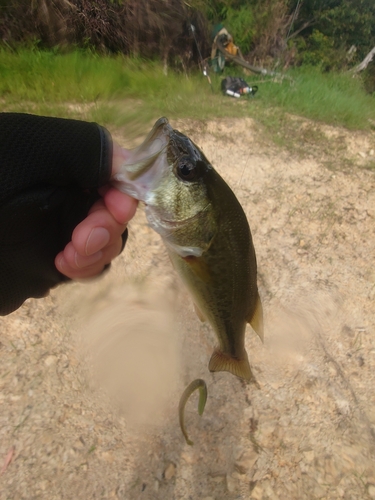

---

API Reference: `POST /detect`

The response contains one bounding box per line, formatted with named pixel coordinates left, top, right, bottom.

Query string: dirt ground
left=1, top=115, right=375, bottom=500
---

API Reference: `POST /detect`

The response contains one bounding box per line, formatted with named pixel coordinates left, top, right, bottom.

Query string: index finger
left=103, top=188, right=138, bottom=225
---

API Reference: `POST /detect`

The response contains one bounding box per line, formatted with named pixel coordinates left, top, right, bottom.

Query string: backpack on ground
left=221, top=77, right=258, bottom=98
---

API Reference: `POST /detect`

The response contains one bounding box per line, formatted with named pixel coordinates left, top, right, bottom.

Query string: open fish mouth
left=111, top=117, right=171, bottom=199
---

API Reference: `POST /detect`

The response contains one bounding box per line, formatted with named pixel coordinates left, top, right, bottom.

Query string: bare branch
left=287, top=20, right=316, bottom=41
left=350, top=46, right=375, bottom=73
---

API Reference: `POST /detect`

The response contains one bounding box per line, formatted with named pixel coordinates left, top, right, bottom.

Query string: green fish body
left=113, top=118, right=263, bottom=380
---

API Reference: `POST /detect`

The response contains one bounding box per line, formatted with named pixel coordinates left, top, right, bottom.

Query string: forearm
left=0, top=113, right=112, bottom=202
left=0, top=113, right=114, bottom=315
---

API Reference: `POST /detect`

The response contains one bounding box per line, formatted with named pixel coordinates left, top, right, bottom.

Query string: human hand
left=55, top=143, right=138, bottom=280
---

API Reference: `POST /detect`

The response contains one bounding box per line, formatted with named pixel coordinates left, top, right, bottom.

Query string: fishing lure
left=178, top=379, right=208, bottom=446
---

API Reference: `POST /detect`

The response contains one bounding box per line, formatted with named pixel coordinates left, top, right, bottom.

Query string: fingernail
left=56, top=255, right=66, bottom=272
left=86, top=228, right=110, bottom=255
left=75, top=250, right=103, bottom=268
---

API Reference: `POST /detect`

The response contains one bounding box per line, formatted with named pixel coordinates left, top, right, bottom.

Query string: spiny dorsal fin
left=247, top=292, right=264, bottom=343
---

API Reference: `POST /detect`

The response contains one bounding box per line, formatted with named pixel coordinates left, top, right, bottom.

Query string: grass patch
left=1, top=47, right=374, bottom=135
left=0, top=48, right=228, bottom=126
left=252, top=66, right=375, bottom=130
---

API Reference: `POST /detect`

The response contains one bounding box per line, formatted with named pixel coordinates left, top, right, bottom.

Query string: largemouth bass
left=113, top=117, right=263, bottom=381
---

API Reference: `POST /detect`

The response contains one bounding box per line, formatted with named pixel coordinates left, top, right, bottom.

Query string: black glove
left=0, top=113, right=125, bottom=315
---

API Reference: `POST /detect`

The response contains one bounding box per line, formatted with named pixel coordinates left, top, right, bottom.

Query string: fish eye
left=176, top=157, right=197, bottom=181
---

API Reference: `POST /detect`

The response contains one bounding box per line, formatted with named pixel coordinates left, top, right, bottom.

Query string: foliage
left=0, top=0, right=210, bottom=68
left=248, top=0, right=290, bottom=63
left=1, top=1, right=375, bottom=83
left=220, top=5, right=255, bottom=54
left=294, top=30, right=336, bottom=70
left=289, top=0, right=375, bottom=69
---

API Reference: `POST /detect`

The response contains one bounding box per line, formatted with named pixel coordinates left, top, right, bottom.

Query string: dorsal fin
left=247, top=292, right=264, bottom=343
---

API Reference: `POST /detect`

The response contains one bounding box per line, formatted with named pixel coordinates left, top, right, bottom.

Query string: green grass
left=0, top=48, right=223, bottom=126
left=1, top=47, right=374, bottom=134
left=252, top=66, right=375, bottom=130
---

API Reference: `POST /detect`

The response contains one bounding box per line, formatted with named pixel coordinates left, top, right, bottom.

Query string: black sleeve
left=0, top=112, right=123, bottom=315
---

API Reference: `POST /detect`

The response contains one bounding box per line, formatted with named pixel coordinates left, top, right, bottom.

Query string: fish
left=113, top=117, right=263, bottom=381
left=178, top=379, right=207, bottom=446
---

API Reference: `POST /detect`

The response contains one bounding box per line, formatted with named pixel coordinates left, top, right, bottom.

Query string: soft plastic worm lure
left=178, top=378, right=208, bottom=445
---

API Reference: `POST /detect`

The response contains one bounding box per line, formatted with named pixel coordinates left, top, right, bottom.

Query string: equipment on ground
left=221, top=77, right=258, bottom=98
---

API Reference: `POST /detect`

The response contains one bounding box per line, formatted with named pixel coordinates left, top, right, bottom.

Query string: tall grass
left=0, top=48, right=374, bottom=131
left=0, top=48, right=200, bottom=102
left=254, top=66, right=375, bottom=130
left=0, top=48, right=227, bottom=130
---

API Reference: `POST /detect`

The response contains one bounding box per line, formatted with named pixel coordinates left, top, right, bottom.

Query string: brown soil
left=1, top=117, right=375, bottom=500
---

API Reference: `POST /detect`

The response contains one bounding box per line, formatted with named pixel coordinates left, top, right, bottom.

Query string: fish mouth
left=123, top=118, right=171, bottom=182
left=112, top=118, right=172, bottom=201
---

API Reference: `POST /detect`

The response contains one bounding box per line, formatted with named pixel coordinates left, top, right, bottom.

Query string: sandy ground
left=1, top=116, right=375, bottom=500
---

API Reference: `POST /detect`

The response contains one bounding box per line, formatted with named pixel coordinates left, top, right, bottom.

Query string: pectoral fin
left=248, top=292, right=264, bottom=343
left=209, top=349, right=253, bottom=381
left=182, top=255, right=211, bottom=283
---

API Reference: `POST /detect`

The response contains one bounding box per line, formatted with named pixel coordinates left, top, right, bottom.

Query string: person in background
left=0, top=113, right=138, bottom=315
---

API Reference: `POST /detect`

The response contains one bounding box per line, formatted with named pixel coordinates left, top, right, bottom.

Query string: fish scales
left=169, top=172, right=257, bottom=358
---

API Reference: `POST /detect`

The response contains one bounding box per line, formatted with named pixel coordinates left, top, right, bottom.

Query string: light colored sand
left=1, top=117, right=375, bottom=500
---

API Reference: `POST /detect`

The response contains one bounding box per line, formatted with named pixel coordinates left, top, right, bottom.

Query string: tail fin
left=209, top=349, right=253, bottom=381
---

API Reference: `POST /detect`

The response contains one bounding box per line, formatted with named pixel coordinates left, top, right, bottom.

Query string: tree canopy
left=1, top=0, right=375, bottom=76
